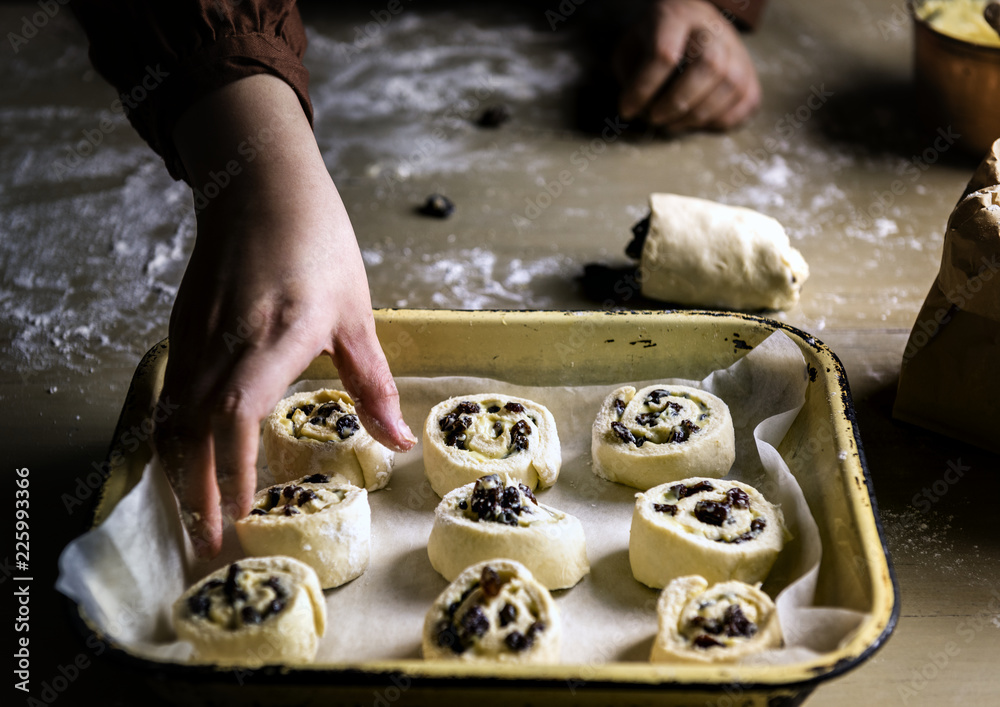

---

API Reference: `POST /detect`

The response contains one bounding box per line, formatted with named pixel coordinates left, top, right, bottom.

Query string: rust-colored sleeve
left=707, top=0, right=766, bottom=30
left=71, top=0, right=312, bottom=183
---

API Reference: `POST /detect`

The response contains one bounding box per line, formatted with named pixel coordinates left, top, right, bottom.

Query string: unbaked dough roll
left=422, top=394, right=561, bottom=497
left=235, top=473, right=370, bottom=589
left=427, top=473, right=589, bottom=590
left=173, top=556, right=326, bottom=666
left=262, top=389, right=394, bottom=490
left=630, top=477, right=786, bottom=588
left=592, top=384, right=735, bottom=490
left=636, top=193, right=809, bottom=311
left=422, top=559, right=560, bottom=663
left=650, top=575, right=783, bottom=663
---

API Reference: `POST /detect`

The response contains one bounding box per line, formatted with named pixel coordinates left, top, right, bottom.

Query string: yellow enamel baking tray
left=78, top=309, right=898, bottom=706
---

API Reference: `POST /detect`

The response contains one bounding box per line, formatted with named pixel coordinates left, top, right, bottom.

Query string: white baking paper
left=56, top=330, right=867, bottom=668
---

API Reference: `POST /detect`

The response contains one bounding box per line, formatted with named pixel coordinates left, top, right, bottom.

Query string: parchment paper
left=57, top=330, right=867, bottom=667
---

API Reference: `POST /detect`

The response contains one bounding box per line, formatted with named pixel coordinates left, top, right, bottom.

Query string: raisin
left=315, top=402, right=341, bottom=418
left=302, top=473, right=330, bottom=484
left=611, top=421, right=636, bottom=444
left=695, top=500, right=729, bottom=526
left=285, top=409, right=295, bottom=420
left=674, top=481, right=714, bottom=499
left=690, top=616, right=723, bottom=634
left=264, top=576, right=285, bottom=598
left=487, top=405, right=501, bottom=413
left=419, top=193, right=455, bottom=218
left=493, top=421, right=503, bottom=437
left=504, top=401, right=525, bottom=414
left=726, top=487, right=750, bottom=509
left=730, top=518, right=767, bottom=544
left=693, top=634, right=723, bottom=649
left=645, top=389, right=670, bottom=405
left=669, top=419, right=700, bottom=443
left=283, top=485, right=299, bottom=499
left=309, top=416, right=322, bottom=425
left=241, top=606, right=262, bottom=625
left=436, top=620, right=464, bottom=654
left=458, top=499, right=468, bottom=510
left=187, top=593, right=210, bottom=618
left=519, top=484, right=537, bottom=504
left=455, top=401, right=481, bottom=416
left=635, top=412, right=660, bottom=427
left=722, top=605, right=757, bottom=638
left=297, top=489, right=318, bottom=506
left=502, top=486, right=521, bottom=513
left=476, top=104, right=510, bottom=128
left=268, top=598, right=285, bottom=616
left=499, top=603, right=517, bottom=627
left=613, top=398, right=626, bottom=417
left=266, top=487, right=282, bottom=510
left=299, top=404, right=316, bottom=416
left=336, top=414, right=360, bottom=439
left=526, top=621, right=544, bottom=640
left=203, top=579, right=224, bottom=591
left=223, top=564, right=245, bottom=603
left=509, top=420, right=531, bottom=453
left=480, top=566, right=502, bottom=598
left=460, top=606, right=490, bottom=639
left=505, top=631, right=528, bottom=652
left=283, top=505, right=300, bottom=516
left=250, top=508, right=266, bottom=516
left=653, top=503, right=678, bottom=515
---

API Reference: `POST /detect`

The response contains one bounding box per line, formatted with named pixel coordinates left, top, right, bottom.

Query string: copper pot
left=913, top=2, right=1000, bottom=155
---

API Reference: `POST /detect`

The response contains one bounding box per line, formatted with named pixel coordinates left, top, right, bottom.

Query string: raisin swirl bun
left=427, top=473, right=589, bottom=590
left=235, top=474, right=370, bottom=589
left=591, top=384, right=735, bottom=490
left=629, top=477, right=786, bottom=589
left=422, top=394, right=561, bottom=497
left=422, top=559, right=560, bottom=663
left=173, top=556, right=326, bottom=666
left=650, top=575, right=783, bottom=664
left=262, top=389, right=394, bottom=490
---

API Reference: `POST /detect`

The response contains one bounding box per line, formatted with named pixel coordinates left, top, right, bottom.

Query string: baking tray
left=77, top=309, right=898, bottom=706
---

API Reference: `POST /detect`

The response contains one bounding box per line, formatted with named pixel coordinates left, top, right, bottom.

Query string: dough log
left=636, top=193, right=809, bottom=311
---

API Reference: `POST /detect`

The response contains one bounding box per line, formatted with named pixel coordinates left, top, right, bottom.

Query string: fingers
left=156, top=401, right=223, bottom=558
left=332, top=321, right=416, bottom=454
left=619, top=12, right=690, bottom=120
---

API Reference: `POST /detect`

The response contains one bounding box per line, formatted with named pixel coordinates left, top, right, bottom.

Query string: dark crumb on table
left=418, top=193, right=455, bottom=218
left=475, top=104, right=510, bottom=128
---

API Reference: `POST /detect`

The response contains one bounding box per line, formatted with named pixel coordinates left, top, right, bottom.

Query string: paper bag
left=894, top=139, right=1000, bottom=453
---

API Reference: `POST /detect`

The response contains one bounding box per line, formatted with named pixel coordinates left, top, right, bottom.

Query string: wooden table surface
left=1, top=1, right=997, bottom=705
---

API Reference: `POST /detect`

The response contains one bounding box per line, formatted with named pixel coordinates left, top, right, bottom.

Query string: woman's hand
left=616, top=0, right=761, bottom=132
left=158, top=75, right=416, bottom=558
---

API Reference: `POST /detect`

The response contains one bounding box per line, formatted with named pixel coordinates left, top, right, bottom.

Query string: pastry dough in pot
left=650, top=575, right=783, bottom=663
left=592, top=384, right=735, bottom=490
left=235, top=473, right=370, bottom=589
left=427, top=473, right=589, bottom=590
left=637, top=193, right=809, bottom=311
left=422, top=394, right=561, bottom=497
left=262, top=389, right=394, bottom=490
left=629, top=477, right=786, bottom=588
left=172, top=556, right=326, bottom=666
left=422, top=558, right=560, bottom=663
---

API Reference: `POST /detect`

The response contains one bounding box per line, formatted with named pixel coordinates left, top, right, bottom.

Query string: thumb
left=332, top=326, right=416, bottom=453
